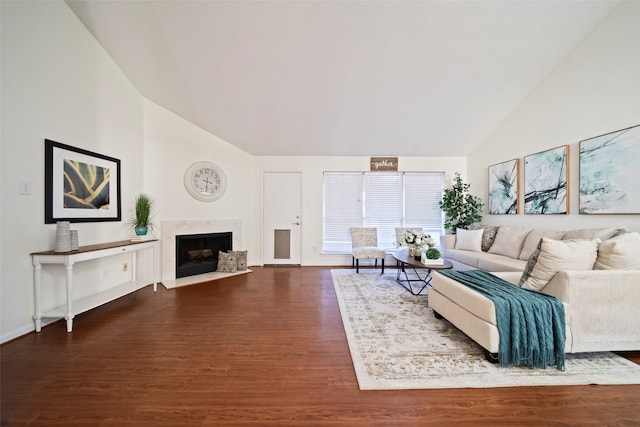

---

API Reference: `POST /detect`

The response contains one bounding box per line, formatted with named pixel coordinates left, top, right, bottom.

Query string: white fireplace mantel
left=161, top=219, right=243, bottom=288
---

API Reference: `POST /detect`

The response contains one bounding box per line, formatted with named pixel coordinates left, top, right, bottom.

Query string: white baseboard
left=1, top=323, right=35, bottom=344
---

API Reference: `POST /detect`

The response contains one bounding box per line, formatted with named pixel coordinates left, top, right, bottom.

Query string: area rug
left=331, top=269, right=640, bottom=390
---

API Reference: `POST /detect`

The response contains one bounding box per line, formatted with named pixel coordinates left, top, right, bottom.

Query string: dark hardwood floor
left=2, top=266, right=639, bottom=426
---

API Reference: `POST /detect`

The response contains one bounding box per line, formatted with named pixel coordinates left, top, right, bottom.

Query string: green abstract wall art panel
left=524, top=145, right=569, bottom=214
left=488, top=158, right=519, bottom=214
left=579, top=124, right=640, bottom=214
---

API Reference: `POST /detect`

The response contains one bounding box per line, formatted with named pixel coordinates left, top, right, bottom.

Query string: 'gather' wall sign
left=370, top=157, right=398, bottom=171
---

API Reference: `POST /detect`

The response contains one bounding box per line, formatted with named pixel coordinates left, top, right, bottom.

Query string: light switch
left=19, top=181, right=32, bottom=195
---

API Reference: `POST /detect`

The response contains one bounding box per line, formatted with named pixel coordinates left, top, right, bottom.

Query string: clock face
left=184, top=162, right=227, bottom=201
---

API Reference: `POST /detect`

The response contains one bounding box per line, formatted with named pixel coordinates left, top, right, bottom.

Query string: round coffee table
left=393, top=250, right=453, bottom=295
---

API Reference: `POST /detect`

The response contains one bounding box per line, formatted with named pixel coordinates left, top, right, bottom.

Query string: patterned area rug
left=331, top=269, right=640, bottom=390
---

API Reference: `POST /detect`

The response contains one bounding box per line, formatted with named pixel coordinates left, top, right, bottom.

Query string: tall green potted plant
left=131, top=193, right=154, bottom=236
left=439, top=173, right=483, bottom=234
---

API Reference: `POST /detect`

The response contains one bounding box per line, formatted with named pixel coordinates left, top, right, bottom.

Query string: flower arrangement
left=398, top=230, right=435, bottom=258
left=397, top=229, right=434, bottom=248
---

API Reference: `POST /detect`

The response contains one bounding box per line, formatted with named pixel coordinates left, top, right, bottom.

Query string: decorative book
left=130, top=234, right=155, bottom=241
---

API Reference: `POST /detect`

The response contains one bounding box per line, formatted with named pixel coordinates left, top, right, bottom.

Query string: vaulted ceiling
left=66, top=0, right=618, bottom=156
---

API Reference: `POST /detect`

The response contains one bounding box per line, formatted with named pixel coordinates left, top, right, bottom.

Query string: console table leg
left=153, top=245, right=158, bottom=292
left=65, top=263, right=74, bottom=332
left=33, top=261, right=42, bottom=332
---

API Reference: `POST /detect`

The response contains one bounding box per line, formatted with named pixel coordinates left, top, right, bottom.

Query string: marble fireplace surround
left=161, top=219, right=248, bottom=289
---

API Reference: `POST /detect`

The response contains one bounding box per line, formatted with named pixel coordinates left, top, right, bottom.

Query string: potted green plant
left=425, top=246, right=441, bottom=260
left=439, top=173, right=483, bottom=234
left=131, top=193, right=154, bottom=236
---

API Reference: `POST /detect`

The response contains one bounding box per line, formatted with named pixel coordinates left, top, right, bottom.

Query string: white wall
left=257, top=156, right=467, bottom=266
left=467, top=1, right=640, bottom=233
left=143, top=100, right=262, bottom=266
left=0, top=1, right=145, bottom=341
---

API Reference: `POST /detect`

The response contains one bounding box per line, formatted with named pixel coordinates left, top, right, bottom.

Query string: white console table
left=31, top=239, right=159, bottom=332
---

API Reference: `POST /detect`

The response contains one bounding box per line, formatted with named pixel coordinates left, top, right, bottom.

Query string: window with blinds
left=322, top=171, right=444, bottom=253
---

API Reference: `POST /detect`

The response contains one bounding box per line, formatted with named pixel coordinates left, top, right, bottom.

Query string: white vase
left=70, top=230, right=79, bottom=250
left=55, top=221, right=72, bottom=252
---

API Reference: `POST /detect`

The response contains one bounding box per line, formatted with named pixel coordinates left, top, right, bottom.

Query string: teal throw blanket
left=439, top=270, right=565, bottom=370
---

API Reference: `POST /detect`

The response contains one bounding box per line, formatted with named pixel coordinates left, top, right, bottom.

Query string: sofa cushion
left=445, top=249, right=481, bottom=268
left=563, top=227, right=626, bottom=241
left=519, top=238, right=599, bottom=291
left=454, top=229, right=483, bottom=252
left=487, top=226, right=532, bottom=259
left=431, top=273, right=497, bottom=325
left=518, top=229, right=566, bottom=260
left=594, top=232, right=640, bottom=270
left=477, top=253, right=527, bottom=272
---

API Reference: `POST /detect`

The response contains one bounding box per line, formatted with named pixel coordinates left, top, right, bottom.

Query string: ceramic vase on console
left=70, top=230, right=79, bottom=250
left=55, top=221, right=72, bottom=252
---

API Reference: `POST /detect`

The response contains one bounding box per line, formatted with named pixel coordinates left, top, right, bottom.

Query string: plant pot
left=414, top=255, right=421, bottom=261
left=134, top=226, right=148, bottom=236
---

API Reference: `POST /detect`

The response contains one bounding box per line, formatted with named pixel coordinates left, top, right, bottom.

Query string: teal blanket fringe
left=439, top=270, right=565, bottom=370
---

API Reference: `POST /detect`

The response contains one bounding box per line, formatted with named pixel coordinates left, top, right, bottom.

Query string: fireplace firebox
left=175, top=232, right=232, bottom=278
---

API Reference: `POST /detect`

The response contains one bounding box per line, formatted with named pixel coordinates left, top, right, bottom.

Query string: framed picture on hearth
left=488, top=158, right=519, bottom=214
left=524, top=145, right=569, bottom=214
left=44, top=139, right=121, bottom=223
left=579, top=124, right=640, bottom=214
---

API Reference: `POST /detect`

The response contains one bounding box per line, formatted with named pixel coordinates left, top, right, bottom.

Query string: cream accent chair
left=351, top=227, right=385, bottom=273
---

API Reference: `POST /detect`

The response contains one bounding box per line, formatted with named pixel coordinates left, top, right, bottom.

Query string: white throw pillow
left=594, top=232, right=640, bottom=270
left=487, top=226, right=532, bottom=259
left=520, top=238, right=599, bottom=291
left=454, top=229, right=483, bottom=252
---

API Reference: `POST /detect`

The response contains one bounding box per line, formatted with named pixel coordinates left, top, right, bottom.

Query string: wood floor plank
left=2, top=267, right=639, bottom=426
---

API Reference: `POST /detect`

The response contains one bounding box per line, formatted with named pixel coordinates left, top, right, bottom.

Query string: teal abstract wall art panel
left=579, top=124, right=640, bottom=214
left=488, top=158, right=519, bottom=214
left=524, top=145, right=569, bottom=214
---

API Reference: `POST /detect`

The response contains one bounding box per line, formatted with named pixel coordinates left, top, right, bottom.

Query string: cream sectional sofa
left=431, top=226, right=640, bottom=359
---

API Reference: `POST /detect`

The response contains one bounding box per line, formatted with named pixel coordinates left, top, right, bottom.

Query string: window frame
left=322, top=171, right=444, bottom=254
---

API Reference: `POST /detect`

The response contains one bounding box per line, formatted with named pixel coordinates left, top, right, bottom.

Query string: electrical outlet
left=123, top=263, right=128, bottom=272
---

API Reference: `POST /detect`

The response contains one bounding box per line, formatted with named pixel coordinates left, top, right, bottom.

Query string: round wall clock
left=183, top=161, right=227, bottom=202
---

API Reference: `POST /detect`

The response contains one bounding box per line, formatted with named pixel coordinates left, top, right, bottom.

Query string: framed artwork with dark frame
left=44, top=139, right=121, bottom=223
left=524, top=145, right=569, bottom=214
left=488, top=158, right=519, bottom=214
left=579, top=124, right=640, bottom=214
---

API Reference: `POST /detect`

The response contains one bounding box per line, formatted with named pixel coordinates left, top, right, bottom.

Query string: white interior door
left=263, top=172, right=302, bottom=265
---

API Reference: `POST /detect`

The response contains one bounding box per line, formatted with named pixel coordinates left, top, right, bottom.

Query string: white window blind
left=404, top=172, right=445, bottom=238
left=322, top=171, right=444, bottom=253
left=364, top=173, right=403, bottom=250
left=323, top=173, right=363, bottom=253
